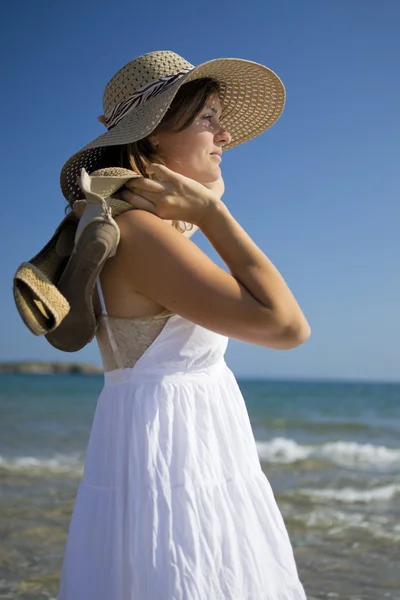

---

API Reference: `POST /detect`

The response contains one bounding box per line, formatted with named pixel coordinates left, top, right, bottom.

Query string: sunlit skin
left=149, top=94, right=231, bottom=186
left=121, top=94, right=232, bottom=229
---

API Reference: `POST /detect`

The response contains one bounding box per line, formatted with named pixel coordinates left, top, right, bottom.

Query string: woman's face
left=150, top=94, right=231, bottom=184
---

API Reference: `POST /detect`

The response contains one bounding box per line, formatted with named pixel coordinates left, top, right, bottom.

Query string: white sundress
left=57, top=282, right=307, bottom=600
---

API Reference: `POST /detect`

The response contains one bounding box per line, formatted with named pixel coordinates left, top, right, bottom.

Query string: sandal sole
left=45, top=221, right=119, bottom=352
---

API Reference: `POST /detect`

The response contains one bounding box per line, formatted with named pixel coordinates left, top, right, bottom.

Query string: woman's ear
left=148, top=134, right=159, bottom=148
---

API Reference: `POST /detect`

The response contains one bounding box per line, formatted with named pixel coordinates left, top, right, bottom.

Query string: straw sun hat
left=61, top=50, right=286, bottom=204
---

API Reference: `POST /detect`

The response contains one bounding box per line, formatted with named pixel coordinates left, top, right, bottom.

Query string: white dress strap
left=96, top=278, right=108, bottom=315
left=96, top=279, right=124, bottom=370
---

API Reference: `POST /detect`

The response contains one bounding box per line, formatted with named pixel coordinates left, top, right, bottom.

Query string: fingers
left=123, top=185, right=159, bottom=203
left=146, top=163, right=180, bottom=181
left=121, top=190, right=157, bottom=213
left=125, top=177, right=165, bottom=193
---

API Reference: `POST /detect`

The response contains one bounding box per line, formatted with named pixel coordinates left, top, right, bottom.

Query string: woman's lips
left=210, top=153, right=222, bottom=162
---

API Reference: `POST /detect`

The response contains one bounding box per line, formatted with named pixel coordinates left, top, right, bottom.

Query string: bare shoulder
left=109, top=209, right=281, bottom=347
left=115, top=209, right=198, bottom=255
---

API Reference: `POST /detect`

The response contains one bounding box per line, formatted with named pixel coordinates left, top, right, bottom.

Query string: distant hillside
left=0, top=361, right=103, bottom=375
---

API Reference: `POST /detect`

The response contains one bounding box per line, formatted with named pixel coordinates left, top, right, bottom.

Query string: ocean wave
left=287, top=506, right=400, bottom=540
left=0, top=453, right=84, bottom=476
left=299, top=483, right=400, bottom=503
left=2, top=437, right=400, bottom=477
left=256, top=437, right=400, bottom=469
left=256, top=437, right=313, bottom=463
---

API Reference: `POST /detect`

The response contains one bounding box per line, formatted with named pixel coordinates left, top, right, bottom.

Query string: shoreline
left=0, top=361, right=103, bottom=375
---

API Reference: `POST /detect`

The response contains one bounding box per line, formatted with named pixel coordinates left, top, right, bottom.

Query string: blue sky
left=1, top=0, right=399, bottom=381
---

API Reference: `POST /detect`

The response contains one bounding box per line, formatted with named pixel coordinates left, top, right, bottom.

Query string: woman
left=58, top=50, right=310, bottom=600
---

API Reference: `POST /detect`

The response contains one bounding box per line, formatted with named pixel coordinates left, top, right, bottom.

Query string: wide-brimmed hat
left=61, top=50, right=286, bottom=204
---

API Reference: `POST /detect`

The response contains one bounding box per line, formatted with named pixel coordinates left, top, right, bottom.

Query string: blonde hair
left=105, top=77, right=221, bottom=233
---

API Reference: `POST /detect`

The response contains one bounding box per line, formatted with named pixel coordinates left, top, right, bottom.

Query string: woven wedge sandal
left=13, top=168, right=137, bottom=352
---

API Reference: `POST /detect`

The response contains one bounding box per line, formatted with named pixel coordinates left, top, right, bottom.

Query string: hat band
left=105, top=68, right=193, bottom=130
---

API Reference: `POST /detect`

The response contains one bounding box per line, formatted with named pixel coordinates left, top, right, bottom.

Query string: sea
left=0, top=373, right=399, bottom=600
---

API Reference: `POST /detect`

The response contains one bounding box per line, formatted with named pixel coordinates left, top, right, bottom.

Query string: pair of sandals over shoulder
left=13, top=168, right=138, bottom=352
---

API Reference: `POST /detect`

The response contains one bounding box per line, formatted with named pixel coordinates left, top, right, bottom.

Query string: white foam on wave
left=300, top=483, right=400, bottom=503
left=0, top=453, right=83, bottom=476
left=256, top=437, right=400, bottom=469
left=319, top=441, right=400, bottom=468
left=290, top=507, right=400, bottom=540
left=256, top=437, right=313, bottom=464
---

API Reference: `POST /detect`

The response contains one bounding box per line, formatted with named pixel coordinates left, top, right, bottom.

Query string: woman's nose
left=215, top=126, right=232, bottom=147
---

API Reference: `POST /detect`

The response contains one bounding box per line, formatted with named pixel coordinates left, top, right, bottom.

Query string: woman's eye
left=202, top=114, right=213, bottom=121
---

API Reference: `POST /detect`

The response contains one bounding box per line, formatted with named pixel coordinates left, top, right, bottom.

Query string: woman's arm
left=199, top=201, right=310, bottom=349
left=107, top=205, right=310, bottom=351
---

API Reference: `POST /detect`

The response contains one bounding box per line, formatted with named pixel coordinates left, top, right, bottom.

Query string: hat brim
left=61, top=57, right=285, bottom=203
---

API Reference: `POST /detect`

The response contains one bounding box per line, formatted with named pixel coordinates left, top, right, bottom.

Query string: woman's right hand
left=121, top=164, right=223, bottom=227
